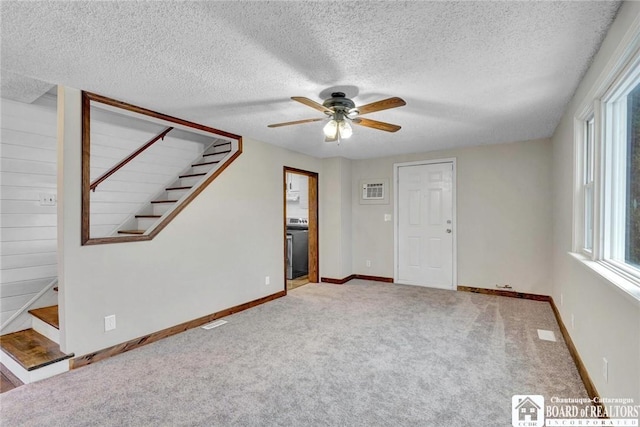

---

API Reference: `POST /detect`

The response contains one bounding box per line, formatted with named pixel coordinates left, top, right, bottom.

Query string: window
left=576, top=44, right=640, bottom=291
left=603, top=76, right=640, bottom=275
left=625, top=84, right=640, bottom=266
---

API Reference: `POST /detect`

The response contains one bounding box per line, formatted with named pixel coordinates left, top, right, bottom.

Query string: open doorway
left=284, top=167, right=318, bottom=291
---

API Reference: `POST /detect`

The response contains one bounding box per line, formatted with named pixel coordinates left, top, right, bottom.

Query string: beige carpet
left=0, top=280, right=586, bottom=426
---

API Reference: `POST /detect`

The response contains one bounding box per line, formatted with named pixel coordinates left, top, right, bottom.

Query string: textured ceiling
left=1, top=1, right=620, bottom=159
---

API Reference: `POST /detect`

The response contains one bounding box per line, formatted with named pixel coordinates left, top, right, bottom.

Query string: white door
left=397, top=162, right=454, bottom=289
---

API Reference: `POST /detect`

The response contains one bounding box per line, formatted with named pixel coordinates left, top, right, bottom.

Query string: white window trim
left=569, top=252, right=640, bottom=306
left=571, top=15, right=640, bottom=305
left=592, top=102, right=604, bottom=261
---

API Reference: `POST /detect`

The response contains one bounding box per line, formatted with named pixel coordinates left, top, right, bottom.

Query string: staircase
left=0, top=304, right=72, bottom=386
left=0, top=142, right=237, bottom=389
left=0, top=94, right=245, bottom=391
left=113, top=141, right=233, bottom=236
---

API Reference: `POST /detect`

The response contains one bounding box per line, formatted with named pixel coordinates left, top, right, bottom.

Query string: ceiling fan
left=267, top=92, right=406, bottom=142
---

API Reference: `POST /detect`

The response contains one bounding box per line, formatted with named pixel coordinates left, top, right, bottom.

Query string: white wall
left=0, top=96, right=59, bottom=332
left=320, top=157, right=352, bottom=279
left=340, top=158, right=352, bottom=278
left=351, top=139, right=553, bottom=295
left=0, top=94, right=215, bottom=334
left=551, top=1, right=640, bottom=403
left=58, top=87, right=323, bottom=356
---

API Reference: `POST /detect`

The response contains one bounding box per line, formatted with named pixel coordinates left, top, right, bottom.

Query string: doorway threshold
left=287, top=275, right=309, bottom=290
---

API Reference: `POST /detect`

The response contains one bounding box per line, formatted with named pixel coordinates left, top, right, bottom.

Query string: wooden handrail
left=90, top=127, right=174, bottom=192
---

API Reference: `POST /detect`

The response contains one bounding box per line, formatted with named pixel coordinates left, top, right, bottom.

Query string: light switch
left=39, top=193, right=57, bottom=206
left=384, top=214, right=392, bottom=222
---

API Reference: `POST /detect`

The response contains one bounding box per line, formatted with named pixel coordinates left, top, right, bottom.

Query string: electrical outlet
left=366, top=260, right=371, bottom=268
left=602, top=357, right=608, bottom=383
left=384, top=214, right=392, bottom=222
left=265, top=276, right=270, bottom=285
left=104, top=315, right=116, bottom=331
left=571, top=313, right=575, bottom=330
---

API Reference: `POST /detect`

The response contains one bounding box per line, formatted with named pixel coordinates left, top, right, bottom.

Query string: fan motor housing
left=323, top=92, right=356, bottom=113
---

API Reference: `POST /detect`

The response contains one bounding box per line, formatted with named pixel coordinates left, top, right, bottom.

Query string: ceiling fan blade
left=267, top=118, right=324, bottom=128
left=291, top=97, right=333, bottom=114
left=352, top=117, right=401, bottom=133
left=356, top=97, right=406, bottom=115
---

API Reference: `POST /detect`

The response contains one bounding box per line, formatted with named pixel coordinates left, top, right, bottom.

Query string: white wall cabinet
left=285, top=173, right=309, bottom=216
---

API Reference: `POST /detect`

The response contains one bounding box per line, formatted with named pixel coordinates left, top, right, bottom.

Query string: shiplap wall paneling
left=1, top=96, right=58, bottom=333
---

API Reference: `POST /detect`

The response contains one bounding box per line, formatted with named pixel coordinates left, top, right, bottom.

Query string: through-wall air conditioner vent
left=359, top=179, right=389, bottom=205
left=362, top=182, right=384, bottom=200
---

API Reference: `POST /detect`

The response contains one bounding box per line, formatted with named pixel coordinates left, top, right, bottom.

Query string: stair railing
left=0, top=278, right=58, bottom=332
left=90, top=126, right=174, bottom=192
left=82, top=91, right=243, bottom=245
left=102, top=138, right=222, bottom=238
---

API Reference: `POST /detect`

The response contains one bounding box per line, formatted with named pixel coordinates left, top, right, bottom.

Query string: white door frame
left=393, top=158, right=457, bottom=288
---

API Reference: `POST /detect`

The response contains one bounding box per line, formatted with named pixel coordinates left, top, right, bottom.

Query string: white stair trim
left=32, top=316, right=60, bottom=344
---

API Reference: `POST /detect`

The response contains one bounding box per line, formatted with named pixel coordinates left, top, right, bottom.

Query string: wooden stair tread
left=151, top=200, right=177, bottom=204
left=118, top=230, right=145, bottom=235
left=166, top=186, right=191, bottom=191
left=179, top=172, right=206, bottom=178
left=28, top=305, right=59, bottom=329
left=192, top=160, right=221, bottom=167
left=203, top=150, right=231, bottom=157
left=0, top=329, right=73, bottom=371
left=135, top=215, right=161, bottom=218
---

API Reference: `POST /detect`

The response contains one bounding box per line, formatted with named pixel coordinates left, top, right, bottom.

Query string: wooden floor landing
left=0, top=370, right=18, bottom=393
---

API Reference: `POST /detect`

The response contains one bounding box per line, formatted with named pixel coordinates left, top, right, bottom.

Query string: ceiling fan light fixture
left=268, top=93, right=405, bottom=140
left=346, top=108, right=359, bottom=119
left=338, top=119, right=352, bottom=139
left=323, top=119, right=338, bottom=138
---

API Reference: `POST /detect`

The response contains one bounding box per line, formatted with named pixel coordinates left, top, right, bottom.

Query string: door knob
left=446, top=229, right=452, bottom=233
